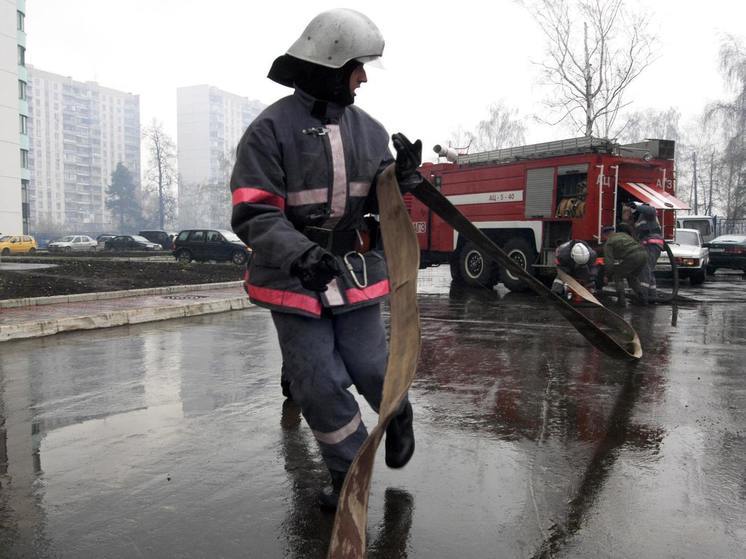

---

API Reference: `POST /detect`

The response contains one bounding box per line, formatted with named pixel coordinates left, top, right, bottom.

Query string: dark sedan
left=104, top=235, right=162, bottom=251
left=173, top=229, right=250, bottom=264
left=705, top=234, right=746, bottom=274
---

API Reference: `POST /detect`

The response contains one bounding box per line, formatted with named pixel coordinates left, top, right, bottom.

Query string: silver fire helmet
left=285, top=8, right=384, bottom=69
left=571, top=242, right=591, bottom=265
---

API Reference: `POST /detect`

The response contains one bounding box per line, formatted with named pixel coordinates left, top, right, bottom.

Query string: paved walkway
left=0, top=262, right=57, bottom=271
left=0, top=281, right=250, bottom=342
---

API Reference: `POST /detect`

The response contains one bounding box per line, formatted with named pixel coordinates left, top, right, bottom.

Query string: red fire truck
left=407, top=136, right=689, bottom=291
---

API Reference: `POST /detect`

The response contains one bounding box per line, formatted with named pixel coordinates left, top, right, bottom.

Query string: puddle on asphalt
left=1, top=268, right=745, bottom=557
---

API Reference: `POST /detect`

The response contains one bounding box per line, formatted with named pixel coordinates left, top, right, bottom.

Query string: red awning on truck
left=621, top=182, right=690, bottom=210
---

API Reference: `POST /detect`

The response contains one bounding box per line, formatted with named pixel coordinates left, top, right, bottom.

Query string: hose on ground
left=656, top=241, right=679, bottom=303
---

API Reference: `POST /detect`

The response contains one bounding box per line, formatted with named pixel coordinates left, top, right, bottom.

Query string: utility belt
left=303, top=226, right=371, bottom=256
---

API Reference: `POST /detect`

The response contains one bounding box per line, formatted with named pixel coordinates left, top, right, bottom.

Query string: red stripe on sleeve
left=232, top=187, right=285, bottom=210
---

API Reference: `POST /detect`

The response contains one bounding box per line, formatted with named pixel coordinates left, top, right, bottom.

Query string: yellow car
left=0, top=235, right=38, bottom=255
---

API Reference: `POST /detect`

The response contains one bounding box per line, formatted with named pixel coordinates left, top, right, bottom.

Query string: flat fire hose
left=656, top=241, right=679, bottom=303
left=556, top=270, right=642, bottom=359
left=327, top=170, right=641, bottom=558
left=410, top=178, right=642, bottom=361
left=327, top=165, right=421, bottom=558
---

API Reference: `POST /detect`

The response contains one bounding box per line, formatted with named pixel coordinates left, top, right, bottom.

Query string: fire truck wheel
left=499, top=238, right=537, bottom=292
left=457, top=241, right=499, bottom=288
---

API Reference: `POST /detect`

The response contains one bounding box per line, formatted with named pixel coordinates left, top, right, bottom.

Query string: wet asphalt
left=1, top=268, right=745, bottom=558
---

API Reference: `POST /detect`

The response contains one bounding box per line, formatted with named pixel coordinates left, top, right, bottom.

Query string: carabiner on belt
left=343, top=251, right=368, bottom=289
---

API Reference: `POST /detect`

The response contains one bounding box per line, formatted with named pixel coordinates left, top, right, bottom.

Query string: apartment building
left=26, top=67, right=140, bottom=233
left=177, top=84, right=264, bottom=228
left=0, top=0, right=27, bottom=234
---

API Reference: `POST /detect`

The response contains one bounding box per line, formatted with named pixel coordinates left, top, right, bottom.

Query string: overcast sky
left=24, top=0, right=746, bottom=160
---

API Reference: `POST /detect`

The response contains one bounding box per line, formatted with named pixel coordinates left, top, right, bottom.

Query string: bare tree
left=679, top=110, right=725, bottom=216
left=447, top=125, right=476, bottom=154
left=525, top=0, right=655, bottom=137
left=616, top=107, right=681, bottom=144
left=143, top=120, right=177, bottom=229
left=448, top=101, right=526, bottom=154
left=707, top=36, right=746, bottom=220
left=180, top=150, right=234, bottom=229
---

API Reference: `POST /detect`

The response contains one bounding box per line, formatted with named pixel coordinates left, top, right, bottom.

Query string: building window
left=20, top=114, right=28, bottom=135
left=18, top=45, right=25, bottom=66
left=19, top=80, right=27, bottom=100
left=17, top=11, right=25, bottom=31
left=21, top=149, right=29, bottom=168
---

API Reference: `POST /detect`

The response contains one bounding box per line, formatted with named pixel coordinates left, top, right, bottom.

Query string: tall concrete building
left=177, top=85, right=264, bottom=228
left=26, top=67, right=140, bottom=233
left=0, top=0, right=27, bottom=234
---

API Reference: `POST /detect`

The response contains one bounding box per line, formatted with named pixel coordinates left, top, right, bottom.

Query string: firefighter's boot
left=318, top=469, right=347, bottom=511
left=280, top=363, right=293, bottom=401
left=280, top=376, right=292, bottom=400
left=385, top=401, right=415, bottom=469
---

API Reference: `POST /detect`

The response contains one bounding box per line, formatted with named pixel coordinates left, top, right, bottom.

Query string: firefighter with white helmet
left=571, top=242, right=591, bottom=265
left=230, top=8, right=415, bottom=511
left=551, top=239, right=599, bottom=298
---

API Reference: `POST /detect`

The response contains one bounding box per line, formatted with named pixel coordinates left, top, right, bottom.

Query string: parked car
left=0, top=235, right=37, bottom=255
left=48, top=235, right=98, bottom=253
left=173, top=229, right=250, bottom=264
left=704, top=234, right=746, bottom=274
left=138, top=230, right=174, bottom=250
left=104, top=235, right=161, bottom=251
left=96, top=234, right=117, bottom=251
left=656, top=228, right=709, bottom=285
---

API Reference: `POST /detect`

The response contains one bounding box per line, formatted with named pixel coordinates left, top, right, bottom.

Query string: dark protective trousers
left=271, top=304, right=388, bottom=473
left=639, top=244, right=662, bottom=302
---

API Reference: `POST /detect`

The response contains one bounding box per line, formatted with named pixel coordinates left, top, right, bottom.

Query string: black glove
left=290, top=246, right=342, bottom=292
left=392, top=132, right=423, bottom=192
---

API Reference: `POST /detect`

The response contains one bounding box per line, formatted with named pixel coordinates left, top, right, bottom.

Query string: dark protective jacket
left=635, top=205, right=664, bottom=246
left=555, top=240, right=598, bottom=273
left=230, top=89, right=394, bottom=318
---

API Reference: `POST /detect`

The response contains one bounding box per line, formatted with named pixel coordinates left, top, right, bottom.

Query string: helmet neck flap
left=268, top=55, right=360, bottom=107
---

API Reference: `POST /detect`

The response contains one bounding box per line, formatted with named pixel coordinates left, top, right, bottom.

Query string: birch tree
left=448, top=102, right=526, bottom=153
left=708, top=36, right=746, bottom=220
left=526, top=0, right=655, bottom=137
left=143, top=120, right=177, bottom=229
left=180, top=150, right=234, bottom=229
left=616, top=107, right=681, bottom=144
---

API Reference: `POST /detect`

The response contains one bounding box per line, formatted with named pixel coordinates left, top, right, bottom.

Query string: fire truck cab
left=408, top=137, right=689, bottom=291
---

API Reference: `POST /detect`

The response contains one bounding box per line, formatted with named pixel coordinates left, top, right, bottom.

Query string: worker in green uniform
left=601, top=224, right=648, bottom=305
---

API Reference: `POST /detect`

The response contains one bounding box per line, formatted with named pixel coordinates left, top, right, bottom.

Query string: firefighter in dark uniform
left=633, top=202, right=664, bottom=303
left=230, top=9, right=415, bottom=510
left=551, top=239, right=599, bottom=298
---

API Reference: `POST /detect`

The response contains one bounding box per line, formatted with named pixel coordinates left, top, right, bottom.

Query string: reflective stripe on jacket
left=230, top=89, right=394, bottom=318
left=642, top=237, right=665, bottom=246
left=635, top=218, right=663, bottom=242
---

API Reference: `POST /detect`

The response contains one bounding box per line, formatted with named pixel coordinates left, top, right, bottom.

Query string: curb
left=0, top=293, right=254, bottom=343
left=0, top=281, right=244, bottom=309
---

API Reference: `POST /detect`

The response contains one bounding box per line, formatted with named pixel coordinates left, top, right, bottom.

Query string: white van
left=676, top=215, right=716, bottom=243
